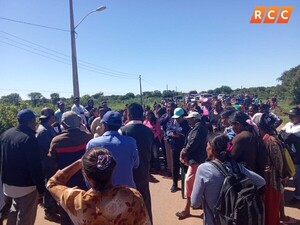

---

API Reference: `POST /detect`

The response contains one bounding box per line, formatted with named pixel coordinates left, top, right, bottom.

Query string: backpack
left=209, top=160, right=265, bottom=225
left=264, top=134, right=296, bottom=178
left=282, top=145, right=296, bottom=177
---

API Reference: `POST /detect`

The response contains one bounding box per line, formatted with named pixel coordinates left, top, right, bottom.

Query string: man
left=55, top=100, right=65, bottom=125
left=120, top=103, right=154, bottom=222
left=168, top=108, right=189, bottom=193
left=85, top=98, right=94, bottom=112
left=259, top=103, right=282, bottom=129
left=101, top=100, right=111, bottom=111
left=49, top=111, right=93, bottom=225
left=71, top=97, right=89, bottom=125
left=36, top=108, right=60, bottom=222
left=91, top=107, right=109, bottom=137
left=176, top=111, right=208, bottom=219
left=0, top=109, right=45, bottom=225
left=279, top=107, right=300, bottom=203
left=86, top=111, right=139, bottom=188
left=163, top=102, right=176, bottom=173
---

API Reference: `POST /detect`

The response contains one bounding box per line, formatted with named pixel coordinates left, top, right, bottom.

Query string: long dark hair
left=146, top=110, right=157, bottom=125
left=208, top=133, right=231, bottom=162
left=228, top=111, right=254, bottom=133
left=82, top=147, right=116, bottom=192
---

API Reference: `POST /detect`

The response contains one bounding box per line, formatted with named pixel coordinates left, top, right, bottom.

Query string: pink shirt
left=143, top=120, right=161, bottom=142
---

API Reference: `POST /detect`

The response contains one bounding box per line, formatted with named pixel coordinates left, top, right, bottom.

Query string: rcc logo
left=250, top=6, right=293, bottom=23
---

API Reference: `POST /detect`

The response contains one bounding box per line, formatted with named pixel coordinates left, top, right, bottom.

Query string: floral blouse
left=263, top=134, right=284, bottom=192
left=47, top=177, right=151, bottom=225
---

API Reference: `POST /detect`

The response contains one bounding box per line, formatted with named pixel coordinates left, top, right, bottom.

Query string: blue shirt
left=86, top=131, right=139, bottom=188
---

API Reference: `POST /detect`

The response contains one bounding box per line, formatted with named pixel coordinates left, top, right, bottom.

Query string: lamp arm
left=74, top=10, right=96, bottom=30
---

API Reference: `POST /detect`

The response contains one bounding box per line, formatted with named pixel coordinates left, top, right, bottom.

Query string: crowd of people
left=0, top=94, right=299, bottom=225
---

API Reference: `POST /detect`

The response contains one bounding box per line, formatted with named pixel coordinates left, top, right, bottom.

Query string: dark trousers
left=60, top=206, right=74, bottom=225
left=136, top=181, right=152, bottom=224
left=44, top=189, right=58, bottom=214
left=151, top=138, right=161, bottom=171
left=172, top=148, right=181, bottom=186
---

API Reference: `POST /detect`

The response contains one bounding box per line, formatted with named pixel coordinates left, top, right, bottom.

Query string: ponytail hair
left=208, top=133, right=231, bottom=162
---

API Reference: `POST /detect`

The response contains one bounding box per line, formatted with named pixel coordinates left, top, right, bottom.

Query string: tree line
left=0, top=64, right=299, bottom=134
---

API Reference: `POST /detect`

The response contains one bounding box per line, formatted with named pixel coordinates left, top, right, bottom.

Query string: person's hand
left=180, top=151, right=188, bottom=166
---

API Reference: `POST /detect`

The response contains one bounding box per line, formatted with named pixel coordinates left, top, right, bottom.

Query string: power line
left=1, top=39, right=138, bottom=80
left=0, top=40, right=73, bottom=65
left=0, top=30, right=139, bottom=78
left=0, top=16, right=69, bottom=32
left=0, top=88, right=72, bottom=94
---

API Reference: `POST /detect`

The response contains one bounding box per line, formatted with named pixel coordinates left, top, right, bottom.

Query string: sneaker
left=170, top=184, right=178, bottom=193
left=44, top=212, right=60, bottom=223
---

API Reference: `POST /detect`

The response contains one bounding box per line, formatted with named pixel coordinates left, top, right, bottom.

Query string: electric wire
left=0, top=17, right=69, bottom=32
left=0, top=30, right=138, bottom=77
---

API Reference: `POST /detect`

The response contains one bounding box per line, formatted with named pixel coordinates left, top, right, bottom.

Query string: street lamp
left=69, top=0, right=106, bottom=97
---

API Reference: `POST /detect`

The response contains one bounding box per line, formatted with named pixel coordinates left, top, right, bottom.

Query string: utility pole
left=69, top=0, right=80, bottom=98
left=166, top=84, right=168, bottom=91
left=139, top=75, right=143, bottom=106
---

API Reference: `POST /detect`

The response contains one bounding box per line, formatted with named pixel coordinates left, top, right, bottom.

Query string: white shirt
left=3, top=183, right=36, bottom=198
left=71, top=104, right=89, bottom=124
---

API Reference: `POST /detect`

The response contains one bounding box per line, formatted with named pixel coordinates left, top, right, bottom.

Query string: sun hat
left=61, top=111, right=80, bottom=129
left=39, top=108, right=54, bottom=119
left=288, top=107, right=300, bottom=116
left=184, top=111, right=201, bottom=120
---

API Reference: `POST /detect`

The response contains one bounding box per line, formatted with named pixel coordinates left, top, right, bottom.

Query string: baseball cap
left=101, top=111, right=122, bottom=127
left=172, top=108, right=184, bottom=119
left=61, top=111, right=80, bottom=129
left=184, top=111, right=201, bottom=120
left=39, top=107, right=54, bottom=119
left=288, top=107, right=300, bottom=116
left=17, top=109, right=39, bottom=123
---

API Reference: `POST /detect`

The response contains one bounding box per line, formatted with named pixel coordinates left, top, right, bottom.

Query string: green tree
left=28, top=92, right=43, bottom=107
left=92, top=92, right=104, bottom=100
left=50, top=93, right=60, bottom=105
left=125, top=92, right=135, bottom=99
left=277, top=64, right=300, bottom=104
left=0, top=93, right=21, bottom=105
left=152, top=90, right=162, bottom=97
left=0, top=101, right=29, bottom=134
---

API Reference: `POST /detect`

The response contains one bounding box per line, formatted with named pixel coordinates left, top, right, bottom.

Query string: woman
left=47, top=147, right=151, bottom=225
left=143, top=110, right=162, bottom=172
left=191, top=133, right=265, bottom=225
left=219, top=108, right=236, bottom=140
left=209, top=100, right=223, bottom=133
left=229, top=111, right=262, bottom=175
left=253, top=113, right=285, bottom=225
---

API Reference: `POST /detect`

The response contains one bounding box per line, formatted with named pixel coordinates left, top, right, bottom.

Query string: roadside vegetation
left=1, top=64, right=299, bottom=135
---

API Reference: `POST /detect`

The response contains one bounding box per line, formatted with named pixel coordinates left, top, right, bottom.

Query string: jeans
left=294, top=164, right=300, bottom=199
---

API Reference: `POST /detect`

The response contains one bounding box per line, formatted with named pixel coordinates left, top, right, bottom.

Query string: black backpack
left=209, top=160, right=265, bottom=225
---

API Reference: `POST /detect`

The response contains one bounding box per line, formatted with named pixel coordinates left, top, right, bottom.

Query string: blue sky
left=0, top=0, right=299, bottom=99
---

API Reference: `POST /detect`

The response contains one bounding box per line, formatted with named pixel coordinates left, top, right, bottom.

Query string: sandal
left=175, top=210, right=190, bottom=220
